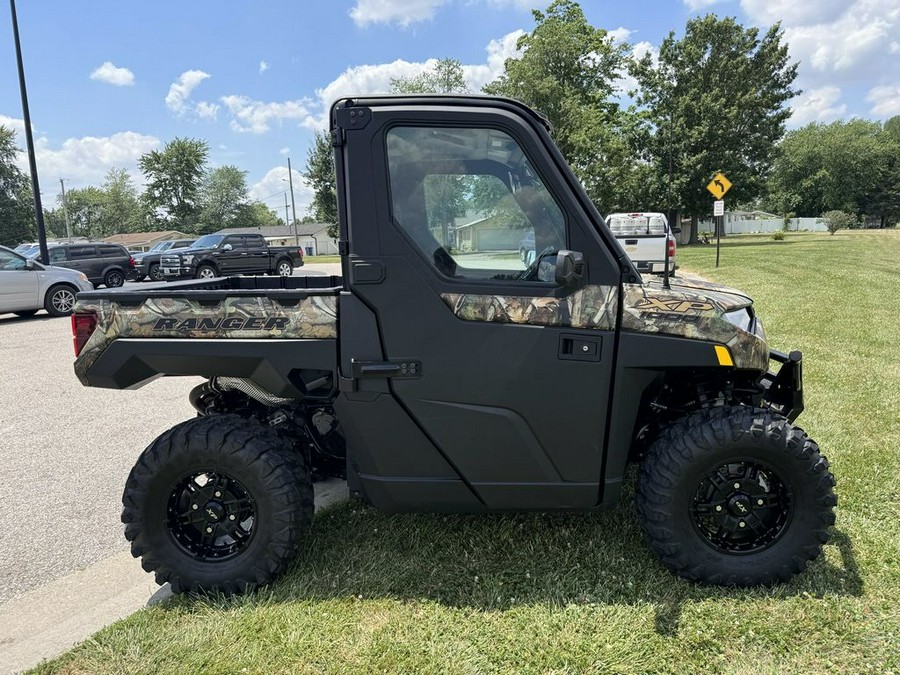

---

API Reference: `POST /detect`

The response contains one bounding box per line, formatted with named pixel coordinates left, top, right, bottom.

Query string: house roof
left=215, top=223, right=332, bottom=238
left=102, top=230, right=190, bottom=245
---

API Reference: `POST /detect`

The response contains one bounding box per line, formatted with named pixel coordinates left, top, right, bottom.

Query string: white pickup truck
left=605, top=212, right=677, bottom=275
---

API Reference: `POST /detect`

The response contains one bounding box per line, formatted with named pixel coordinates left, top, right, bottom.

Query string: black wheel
left=44, top=284, right=77, bottom=316
left=122, top=414, right=314, bottom=594
left=14, top=310, right=38, bottom=318
left=637, top=406, right=836, bottom=586
left=104, top=269, right=125, bottom=287
left=276, top=260, right=293, bottom=277
left=148, top=263, right=164, bottom=282
left=195, top=264, right=217, bottom=280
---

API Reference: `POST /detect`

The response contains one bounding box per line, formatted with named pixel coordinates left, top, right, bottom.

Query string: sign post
left=706, top=174, right=732, bottom=268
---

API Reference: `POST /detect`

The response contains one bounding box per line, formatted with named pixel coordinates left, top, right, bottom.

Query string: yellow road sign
left=706, top=173, right=732, bottom=200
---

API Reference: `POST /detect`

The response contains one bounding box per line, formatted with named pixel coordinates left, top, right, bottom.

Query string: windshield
left=190, top=235, right=224, bottom=248
left=147, top=241, right=171, bottom=253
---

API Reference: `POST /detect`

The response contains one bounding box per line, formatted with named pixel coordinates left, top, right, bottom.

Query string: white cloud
left=165, top=70, right=211, bottom=114
left=89, top=62, right=135, bottom=86
left=462, top=30, right=525, bottom=92
left=249, top=166, right=314, bottom=215
left=740, top=0, right=849, bottom=27
left=789, top=86, right=847, bottom=126
left=614, top=41, right=658, bottom=98
left=682, top=0, right=724, bottom=10
left=350, top=0, right=449, bottom=27
left=867, top=85, right=900, bottom=117
left=608, top=27, right=633, bottom=43
left=0, top=114, right=27, bottom=140
left=279, top=147, right=291, bottom=156
left=195, top=102, right=220, bottom=120
left=220, top=95, right=315, bottom=134
left=259, top=60, right=270, bottom=75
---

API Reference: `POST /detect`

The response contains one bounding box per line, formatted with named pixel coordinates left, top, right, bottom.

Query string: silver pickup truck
left=605, top=212, right=677, bottom=275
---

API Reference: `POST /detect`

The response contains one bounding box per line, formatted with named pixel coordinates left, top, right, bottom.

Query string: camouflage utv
left=71, top=95, right=835, bottom=594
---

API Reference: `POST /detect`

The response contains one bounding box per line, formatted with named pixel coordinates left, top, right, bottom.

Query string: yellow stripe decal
left=715, top=345, right=734, bottom=367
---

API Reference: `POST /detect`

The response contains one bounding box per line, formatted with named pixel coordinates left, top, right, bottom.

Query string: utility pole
left=10, top=0, right=49, bottom=263
left=60, top=178, right=71, bottom=239
left=287, top=157, right=299, bottom=247
left=283, top=192, right=290, bottom=226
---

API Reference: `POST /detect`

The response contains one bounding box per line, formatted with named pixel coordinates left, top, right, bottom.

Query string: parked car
left=0, top=244, right=94, bottom=317
left=34, top=243, right=137, bottom=287
left=159, top=233, right=304, bottom=280
left=133, top=239, right=195, bottom=281
left=518, top=230, right=535, bottom=262
left=604, top=212, right=678, bottom=275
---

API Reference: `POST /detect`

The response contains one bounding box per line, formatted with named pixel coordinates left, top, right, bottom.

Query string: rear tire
left=637, top=406, right=836, bottom=586
left=44, top=284, right=78, bottom=316
left=276, top=260, right=293, bottom=277
left=121, top=415, right=314, bottom=594
left=104, top=269, right=125, bottom=287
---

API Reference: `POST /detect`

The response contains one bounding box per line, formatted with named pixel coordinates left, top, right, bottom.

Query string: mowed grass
left=35, top=230, right=900, bottom=674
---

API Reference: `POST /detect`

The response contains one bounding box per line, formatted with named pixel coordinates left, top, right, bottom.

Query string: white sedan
left=0, top=244, right=94, bottom=317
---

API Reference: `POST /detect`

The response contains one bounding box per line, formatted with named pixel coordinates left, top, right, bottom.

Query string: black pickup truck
left=159, top=232, right=304, bottom=280
left=70, top=95, right=834, bottom=595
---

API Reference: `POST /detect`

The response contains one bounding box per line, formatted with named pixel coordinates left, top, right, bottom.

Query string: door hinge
left=331, top=128, right=344, bottom=147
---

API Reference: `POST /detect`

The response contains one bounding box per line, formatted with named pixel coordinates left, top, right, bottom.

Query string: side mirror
left=25, top=258, right=35, bottom=270
left=223, top=243, right=233, bottom=251
left=671, top=227, right=682, bottom=234
left=555, top=249, right=585, bottom=287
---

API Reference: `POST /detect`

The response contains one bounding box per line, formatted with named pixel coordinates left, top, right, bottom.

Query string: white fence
left=697, top=217, right=828, bottom=234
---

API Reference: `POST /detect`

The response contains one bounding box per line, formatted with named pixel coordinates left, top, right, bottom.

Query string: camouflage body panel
left=73, top=294, right=337, bottom=380
left=441, top=284, right=617, bottom=330
left=441, top=278, right=767, bottom=371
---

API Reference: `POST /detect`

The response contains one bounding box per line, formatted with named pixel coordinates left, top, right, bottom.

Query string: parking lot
left=0, top=264, right=342, bottom=605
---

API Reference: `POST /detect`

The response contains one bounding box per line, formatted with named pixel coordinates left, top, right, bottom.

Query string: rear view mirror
left=555, top=250, right=585, bottom=287
left=223, top=244, right=233, bottom=251
left=25, top=258, right=35, bottom=270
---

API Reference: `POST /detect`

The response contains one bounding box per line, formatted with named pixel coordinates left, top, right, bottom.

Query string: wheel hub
left=167, top=471, right=256, bottom=561
left=690, top=460, right=792, bottom=554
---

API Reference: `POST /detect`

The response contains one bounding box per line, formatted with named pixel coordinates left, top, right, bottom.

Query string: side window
left=49, top=248, right=67, bottom=263
left=243, top=235, right=263, bottom=249
left=0, top=250, right=27, bottom=270
left=70, top=246, right=97, bottom=259
left=224, top=236, right=242, bottom=250
left=99, top=245, right=123, bottom=257
left=386, top=126, right=566, bottom=283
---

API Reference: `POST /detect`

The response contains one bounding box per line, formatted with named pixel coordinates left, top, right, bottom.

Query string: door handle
left=558, top=333, right=601, bottom=362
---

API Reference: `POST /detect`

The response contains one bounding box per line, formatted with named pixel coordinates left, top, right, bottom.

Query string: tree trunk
left=689, top=214, right=698, bottom=244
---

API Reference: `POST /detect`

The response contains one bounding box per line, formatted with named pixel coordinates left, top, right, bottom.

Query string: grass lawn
left=36, top=230, right=900, bottom=674
left=304, top=254, right=341, bottom=264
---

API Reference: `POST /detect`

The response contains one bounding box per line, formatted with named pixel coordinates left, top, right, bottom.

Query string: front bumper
left=161, top=266, right=193, bottom=279
left=760, top=349, right=804, bottom=422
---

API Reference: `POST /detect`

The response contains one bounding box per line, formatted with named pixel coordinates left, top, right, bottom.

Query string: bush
left=822, top=210, right=854, bottom=235
left=772, top=230, right=785, bottom=241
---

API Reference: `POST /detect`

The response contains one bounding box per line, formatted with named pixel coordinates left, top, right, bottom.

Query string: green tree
left=484, top=0, right=629, bottom=211
left=632, top=15, right=798, bottom=242
left=197, top=165, right=251, bottom=233
left=236, top=201, right=283, bottom=229
left=822, top=209, right=853, bottom=235
left=301, top=131, right=339, bottom=239
left=139, top=137, right=209, bottom=232
left=390, top=58, right=468, bottom=94
left=0, top=125, right=35, bottom=247
left=102, top=168, right=143, bottom=233
left=769, top=120, right=899, bottom=225
left=62, top=186, right=108, bottom=238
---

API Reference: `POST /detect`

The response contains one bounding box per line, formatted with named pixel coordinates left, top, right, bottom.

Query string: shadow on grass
left=164, top=478, right=862, bottom=637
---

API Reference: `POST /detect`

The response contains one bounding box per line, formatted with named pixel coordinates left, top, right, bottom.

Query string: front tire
left=121, top=415, right=314, bottom=594
left=44, top=284, right=78, bottom=316
left=637, top=406, right=836, bottom=586
left=195, top=264, right=217, bottom=280
left=148, top=263, right=164, bottom=282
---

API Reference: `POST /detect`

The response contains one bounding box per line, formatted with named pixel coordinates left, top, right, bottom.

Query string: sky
left=1, top=0, right=898, bottom=217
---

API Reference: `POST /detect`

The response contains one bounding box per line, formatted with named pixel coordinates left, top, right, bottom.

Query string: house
left=454, top=213, right=525, bottom=251
left=214, top=223, right=338, bottom=255
left=102, top=230, right=191, bottom=252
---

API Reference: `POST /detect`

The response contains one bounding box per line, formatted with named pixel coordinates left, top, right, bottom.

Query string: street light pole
left=283, top=192, right=290, bottom=227
left=60, top=178, right=71, bottom=239
left=9, top=0, right=49, bottom=263
left=287, top=157, right=299, bottom=247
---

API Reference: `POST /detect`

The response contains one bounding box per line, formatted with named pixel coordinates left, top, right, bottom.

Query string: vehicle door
left=0, top=249, right=39, bottom=312
left=334, top=101, right=625, bottom=510
left=217, top=235, right=244, bottom=273
left=241, top=234, right=269, bottom=272
left=66, top=246, right=99, bottom=281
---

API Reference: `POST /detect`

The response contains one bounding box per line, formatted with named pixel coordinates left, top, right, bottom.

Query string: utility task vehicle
left=71, top=96, right=835, bottom=594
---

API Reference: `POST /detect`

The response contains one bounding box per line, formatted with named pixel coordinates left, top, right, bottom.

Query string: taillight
left=72, top=312, right=98, bottom=357
left=129, top=256, right=136, bottom=267
left=297, top=248, right=304, bottom=259
left=668, top=238, right=676, bottom=257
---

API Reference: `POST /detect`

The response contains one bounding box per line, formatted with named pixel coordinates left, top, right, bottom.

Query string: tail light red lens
left=129, top=256, right=136, bottom=267
left=71, top=312, right=99, bottom=357
left=297, top=248, right=304, bottom=258
left=668, top=238, right=676, bottom=257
